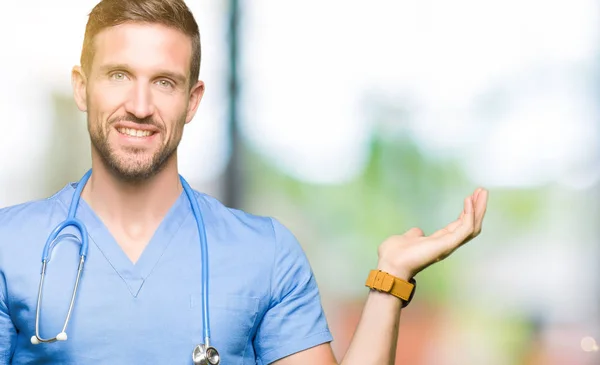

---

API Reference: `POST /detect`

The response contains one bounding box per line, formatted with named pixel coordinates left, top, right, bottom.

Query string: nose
left=124, top=81, right=155, bottom=119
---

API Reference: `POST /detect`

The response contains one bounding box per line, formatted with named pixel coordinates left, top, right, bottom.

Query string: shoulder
left=193, top=191, right=280, bottom=241
left=192, top=191, right=306, bottom=261
left=0, top=199, right=54, bottom=229
left=0, top=185, right=69, bottom=241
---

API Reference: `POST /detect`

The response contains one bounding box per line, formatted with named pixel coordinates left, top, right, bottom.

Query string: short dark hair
left=81, top=0, right=201, bottom=86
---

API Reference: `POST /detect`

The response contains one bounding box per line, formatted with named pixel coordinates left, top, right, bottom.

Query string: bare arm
left=273, top=188, right=489, bottom=365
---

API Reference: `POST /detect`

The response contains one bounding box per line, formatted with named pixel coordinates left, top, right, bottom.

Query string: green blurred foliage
left=243, top=130, right=547, bottom=304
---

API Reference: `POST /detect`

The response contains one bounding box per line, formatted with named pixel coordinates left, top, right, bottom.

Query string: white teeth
left=117, top=128, right=153, bottom=137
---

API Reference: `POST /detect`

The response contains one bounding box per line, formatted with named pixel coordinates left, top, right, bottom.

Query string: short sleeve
left=253, top=218, right=333, bottom=364
left=0, top=271, right=16, bottom=364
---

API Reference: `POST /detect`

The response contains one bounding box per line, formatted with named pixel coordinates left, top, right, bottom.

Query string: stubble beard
left=88, top=115, right=185, bottom=184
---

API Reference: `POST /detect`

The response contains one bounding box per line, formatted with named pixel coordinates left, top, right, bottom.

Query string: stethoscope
left=30, top=169, right=221, bottom=365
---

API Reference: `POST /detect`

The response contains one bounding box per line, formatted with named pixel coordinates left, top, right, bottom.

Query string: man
left=0, top=0, right=488, bottom=364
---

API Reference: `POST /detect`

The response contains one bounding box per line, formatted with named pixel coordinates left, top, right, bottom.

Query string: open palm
left=377, top=188, right=489, bottom=280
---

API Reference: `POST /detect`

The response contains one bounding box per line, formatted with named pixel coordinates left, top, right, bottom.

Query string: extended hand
left=376, top=188, right=488, bottom=280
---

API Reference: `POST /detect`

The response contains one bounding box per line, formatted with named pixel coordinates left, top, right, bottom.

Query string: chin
left=104, top=156, right=157, bottom=181
left=97, top=143, right=176, bottom=182
left=111, top=166, right=158, bottom=183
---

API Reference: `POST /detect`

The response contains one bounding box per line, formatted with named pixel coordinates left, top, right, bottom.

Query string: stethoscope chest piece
left=192, top=344, right=220, bottom=365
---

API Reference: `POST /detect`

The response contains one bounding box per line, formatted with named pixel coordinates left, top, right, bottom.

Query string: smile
left=117, top=128, right=155, bottom=137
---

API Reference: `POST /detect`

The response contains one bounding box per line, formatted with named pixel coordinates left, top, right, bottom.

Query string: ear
left=72, top=66, right=88, bottom=112
left=185, top=80, right=205, bottom=124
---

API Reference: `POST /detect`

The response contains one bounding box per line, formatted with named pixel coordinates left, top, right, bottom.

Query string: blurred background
left=1, top=0, right=599, bottom=363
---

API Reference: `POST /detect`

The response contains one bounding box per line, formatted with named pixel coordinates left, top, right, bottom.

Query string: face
left=72, top=22, right=204, bottom=182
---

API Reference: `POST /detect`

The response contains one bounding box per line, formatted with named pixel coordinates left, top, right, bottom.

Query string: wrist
left=376, top=261, right=413, bottom=282
left=364, top=269, right=417, bottom=308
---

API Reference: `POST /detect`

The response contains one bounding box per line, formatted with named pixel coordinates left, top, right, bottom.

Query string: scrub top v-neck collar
left=56, top=182, right=191, bottom=297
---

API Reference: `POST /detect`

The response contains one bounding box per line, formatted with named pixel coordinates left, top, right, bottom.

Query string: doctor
left=0, top=0, right=488, bottom=364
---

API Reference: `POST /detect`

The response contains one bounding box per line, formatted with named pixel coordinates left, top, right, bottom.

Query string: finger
left=461, top=189, right=480, bottom=220
left=473, top=187, right=482, bottom=202
left=447, top=219, right=462, bottom=233
left=427, top=197, right=476, bottom=262
left=430, top=219, right=460, bottom=238
left=450, top=196, right=475, bottom=245
left=433, top=196, right=475, bottom=244
left=429, top=195, right=469, bottom=239
left=473, top=189, right=488, bottom=235
left=429, top=193, right=475, bottom=238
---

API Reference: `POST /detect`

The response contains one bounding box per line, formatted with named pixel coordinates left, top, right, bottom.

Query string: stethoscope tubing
left=180, top=176, right=212, bottom=347
left=32, top=169, right=213, bottom=348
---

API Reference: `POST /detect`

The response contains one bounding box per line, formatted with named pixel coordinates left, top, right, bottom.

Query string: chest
left=7, top=227, right=269, bottom=364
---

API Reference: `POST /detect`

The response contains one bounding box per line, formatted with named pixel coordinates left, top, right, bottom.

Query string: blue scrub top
left=0, top=182, right=333, bottom=364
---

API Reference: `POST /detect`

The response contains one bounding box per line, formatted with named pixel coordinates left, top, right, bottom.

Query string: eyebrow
left=98, top=63, right=188, bottom=85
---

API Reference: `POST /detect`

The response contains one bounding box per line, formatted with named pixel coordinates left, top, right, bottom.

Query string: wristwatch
left=365, top=269, right=416, bottom=308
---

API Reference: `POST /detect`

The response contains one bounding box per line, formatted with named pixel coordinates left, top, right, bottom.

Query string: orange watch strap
left=365, top=270, right=416, bottom=307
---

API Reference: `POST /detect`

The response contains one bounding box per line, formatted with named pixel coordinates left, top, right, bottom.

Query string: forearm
left=339, top=289, right=403, bottom=365
left=333, top=188, right=487, bottom=365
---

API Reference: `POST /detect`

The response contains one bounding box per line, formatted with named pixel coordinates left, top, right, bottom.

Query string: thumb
left=404, top=227, right=424, bottom=238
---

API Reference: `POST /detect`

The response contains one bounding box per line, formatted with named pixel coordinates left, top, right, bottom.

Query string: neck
left=81, top=156, right=182, bottom=226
